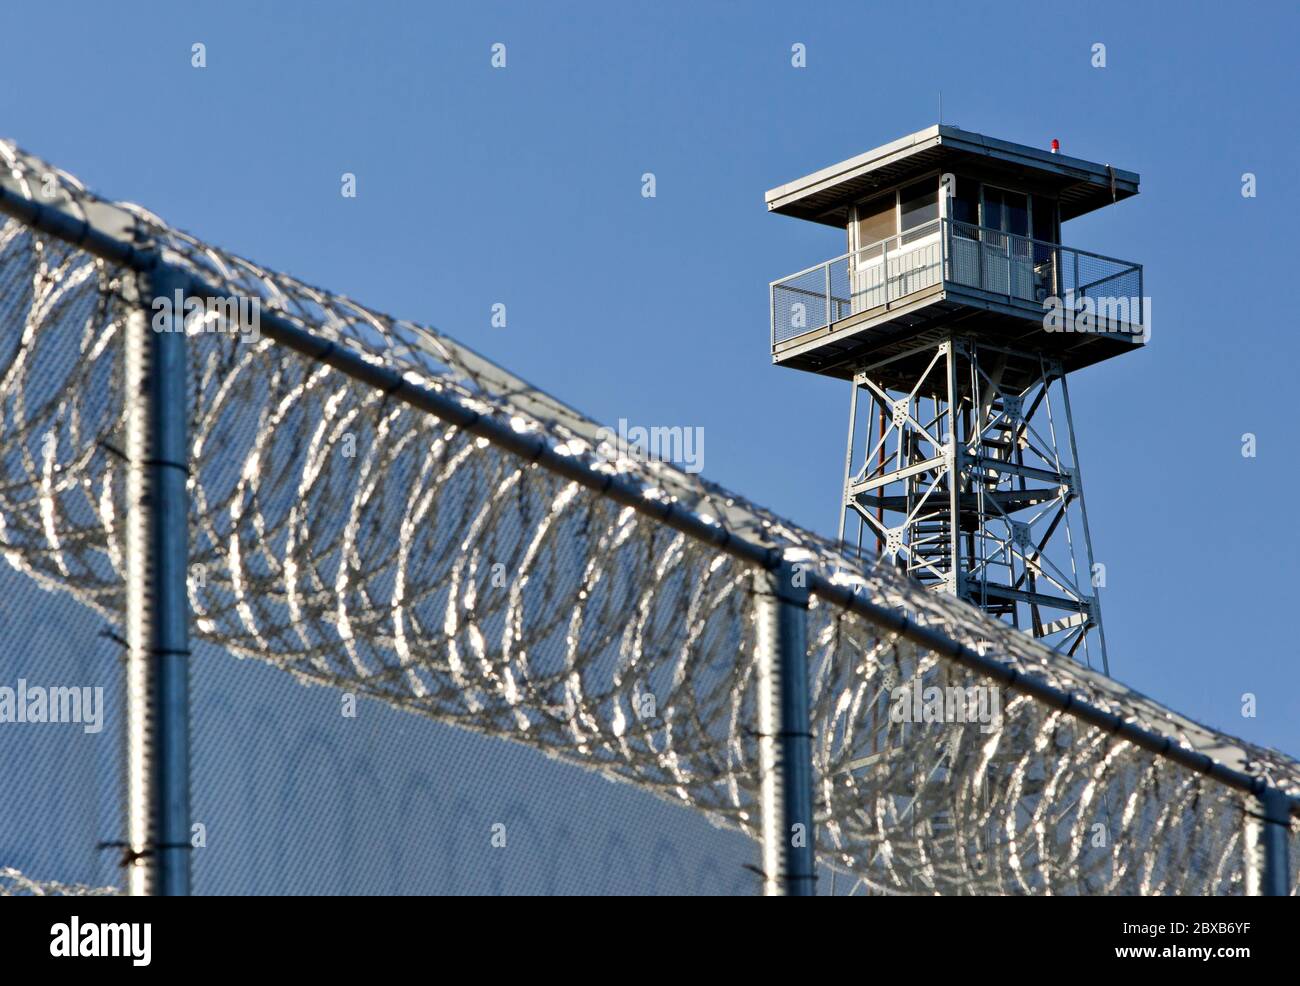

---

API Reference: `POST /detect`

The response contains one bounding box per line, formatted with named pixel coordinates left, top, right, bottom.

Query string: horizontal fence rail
left=0, top=140, right=1294, bottom=895
left=771, top=219, right=1144, bottom=347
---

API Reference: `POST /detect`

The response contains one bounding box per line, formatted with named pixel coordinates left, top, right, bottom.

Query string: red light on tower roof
left=1050, top=138, right=1060, bottom=154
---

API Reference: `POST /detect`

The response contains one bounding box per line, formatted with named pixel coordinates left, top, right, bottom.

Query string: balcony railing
left=770, top=218, right=1144, bottom=347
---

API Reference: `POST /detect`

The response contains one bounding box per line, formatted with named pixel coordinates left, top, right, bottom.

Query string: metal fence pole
left=754, top=563, right=813, bottom=896
left=124, top=261, right=192, bottom=896
left=1245, top=787, right=1292, bottom=896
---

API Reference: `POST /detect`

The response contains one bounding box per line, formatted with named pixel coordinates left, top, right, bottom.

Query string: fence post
left=754, top=562, right=814, bottom=895
left=770, top=282, right=776, bottom=348
left=1245, top=787, right=1292, bottom=896
left=824, top=262, right=831, bottom=327
left=124, top=261, right=192, bottom=896
left=882, top=238, right=889, bottom=305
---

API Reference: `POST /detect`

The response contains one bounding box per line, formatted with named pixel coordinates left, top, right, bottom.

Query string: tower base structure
left=838, top=334, right=1108, bottom=673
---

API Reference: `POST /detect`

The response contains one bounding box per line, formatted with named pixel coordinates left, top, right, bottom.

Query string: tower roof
left=765, top=124, right=1139, bottom=228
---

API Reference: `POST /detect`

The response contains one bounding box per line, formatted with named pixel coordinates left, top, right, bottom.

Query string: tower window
left=900, top=180, right=939, bottom=235
left=855, top=193, right=896, bottom=250
left=951, top=177, right=980, bottom=236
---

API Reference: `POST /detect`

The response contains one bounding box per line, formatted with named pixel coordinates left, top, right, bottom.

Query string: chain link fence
left=0, top=140, right=1295, bottom=895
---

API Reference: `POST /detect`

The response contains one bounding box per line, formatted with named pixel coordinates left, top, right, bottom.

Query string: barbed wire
left=0, top=867, right=118, bottom=896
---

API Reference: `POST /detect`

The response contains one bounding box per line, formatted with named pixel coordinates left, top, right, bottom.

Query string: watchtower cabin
left=767, top=126, right=1144, bottom=669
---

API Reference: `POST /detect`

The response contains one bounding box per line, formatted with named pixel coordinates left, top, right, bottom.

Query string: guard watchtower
left=767, top=126, right=1144, bottom=671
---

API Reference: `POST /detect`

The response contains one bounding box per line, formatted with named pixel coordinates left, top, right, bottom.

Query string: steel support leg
left=944, top=339, right=963, bottom=597
left=125, top=262, right=192, bottom=896
left=754, top=563, right=813, bottom=896
left=1056, top=372, right=1110, bottom=675
left=1245, top=788, right=1292, bottom=897
left=837, top=379, right=858, bottom=548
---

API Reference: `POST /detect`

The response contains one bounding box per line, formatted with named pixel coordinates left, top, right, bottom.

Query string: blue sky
left=3, top=0, right=1297, bottom=760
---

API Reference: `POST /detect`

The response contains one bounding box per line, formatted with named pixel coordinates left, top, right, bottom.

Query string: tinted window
left=1031, top=195, right=1057, bottom=242
left=855, top=193, right=896, bottom=247
left=1031, top=195, right=1057, bottom=263
left=951, top=177, right=979, bottom=224
left=983, top=188, right=1003, bottom=234
left=1004, top=191, right=1029, bottom=237
left=900, top=180, right=938, bottom=232
left=951, top=177, right=980, bottom=238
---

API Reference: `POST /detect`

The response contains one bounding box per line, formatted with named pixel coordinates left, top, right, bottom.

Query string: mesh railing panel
left=771, top=265, right=834, bottom=345
left=773, top=219, right=1144, bottom=347
left=769, top=221, right=945, bottom=345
